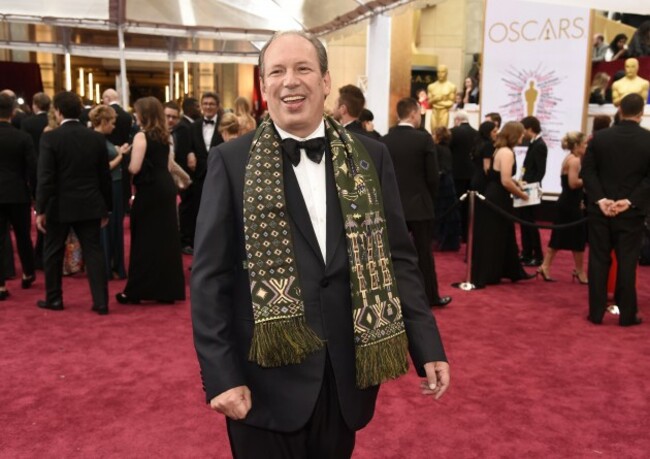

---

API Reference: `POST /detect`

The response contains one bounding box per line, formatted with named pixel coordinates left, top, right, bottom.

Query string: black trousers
left=226, top=360, right=355, bottom=459
left=519, top=205, right=543, bottom=260
left=454, top=178, right=470, bottom=242
left=178, top=185, right=195, bottom=248
left=407, top=219, right=440, bottom=304
left=0, top=203, right=34, bottom=286
left=587, top=213, right=644, bottom=325
left=43, top=218, right=108, bottom=308
left=184, top=177, right=204, bottom=249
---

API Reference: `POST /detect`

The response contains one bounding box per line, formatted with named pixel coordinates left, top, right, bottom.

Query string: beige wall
left=324, top=24, right=367, bottom=113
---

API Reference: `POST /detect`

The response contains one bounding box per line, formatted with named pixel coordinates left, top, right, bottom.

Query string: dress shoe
left=21, top=274, right=36, bottom=289
left=115, top=292, right=140, bottom=305
left=522, top=258, right=542, bottom=267
left=521, top=271, right=537, bottom=280
left=431, top=296, right=452, bottom=307
left=0, top=290, right=9, bottom=301
left=92, top=305, right=109, bottom=315
left=37, top=299, right=64, bottom=311
left=620, top=317, right=642, bottom=327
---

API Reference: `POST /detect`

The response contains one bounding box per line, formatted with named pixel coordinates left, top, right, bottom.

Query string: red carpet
left=1, top=226, right=649, bottom=458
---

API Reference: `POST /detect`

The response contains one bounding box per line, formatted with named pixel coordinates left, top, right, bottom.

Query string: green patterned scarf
left=243, top=115, right=408, bottom=389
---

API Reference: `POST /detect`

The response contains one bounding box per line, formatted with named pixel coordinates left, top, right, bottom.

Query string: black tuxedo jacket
left=582, top=120, right=650, bottom=217
left=449, top=122, right=479, bottom=181
left=191, top=130, right=446, bottom=432
left=381, top=125, right=439, bottom=221
left=36, top=121, right=112, bottom=222
left=189, top=117, right=224, bottom=180
left=171, top=122, right=192, bottom=174
left=0, top=122, right=36, bottom=203
left=20, top=112, right=48, bottom=153
left=522, top=137, right=547, bottom=184
left=106, top=103, right=133, bottom=146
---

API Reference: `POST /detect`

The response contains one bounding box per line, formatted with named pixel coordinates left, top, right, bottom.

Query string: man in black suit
left=449, top=110, right=479, bottom=241
left=21, top=92, right=50, bottom=150
left=382, top=98, right=451, bottom=308
left=518, top=116, right=547, bottom=266
left=0, top=93, right=37, bottom=300
left=332, top=84, right=368, bottom=136
left=191, top=31, right=449, bottom=458
left=185, top=91, right=224, bottom=254
left=581, top=93, right=650, bottom=327
left=21, top=92, right=51, bottom=269
left=35, top=91, right=112, bottom=315
left=165, top=101, right=193, bottom=249
left=102, top=89, right=133, bottom=210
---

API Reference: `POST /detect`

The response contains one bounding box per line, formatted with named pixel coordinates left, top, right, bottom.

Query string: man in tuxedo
left=381, top=98, right=451, bottom=308
left=21, top=92, right=51, bottom=269
left=0, top=89, right=27, bottom=129
left=518, top=116, right=547, bottom=267
left=102, top=89, right=133, bottom=210
left=35, top=91, right=112, bottom=315
left=191, top=31, right=449, bottom=458
left=165, top=101, right=193, bottom=249
left=581, top=93, right=650, bottom=327
left=0, top=92, right=37, bottom=300
left=449, top=110, right=479, bottom=241
left=185, top=92, right=224, bottom=254
left=332, top=84, right=368, bottom=137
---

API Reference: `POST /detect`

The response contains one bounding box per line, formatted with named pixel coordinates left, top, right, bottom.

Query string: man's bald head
left=1, top=89, right=17, bottom=100
left=102, top=89, right=119, bottom=105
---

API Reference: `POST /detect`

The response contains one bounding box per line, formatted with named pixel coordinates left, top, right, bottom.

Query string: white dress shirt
left=275, top=121, right=327, bottom=260
left=202, top=116, right=217, bottom=150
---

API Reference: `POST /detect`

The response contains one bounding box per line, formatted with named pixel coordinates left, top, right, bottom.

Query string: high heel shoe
left=536, top=267, right=556, bottom=282
left=572, top=270, right=588, bottom=285
left=21, top=274, right=36, bottom=289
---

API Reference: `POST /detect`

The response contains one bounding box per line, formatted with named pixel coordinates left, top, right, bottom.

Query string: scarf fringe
left=355, top=332, right=409, bottom=389
left=248, top=317, right=324, bottom=367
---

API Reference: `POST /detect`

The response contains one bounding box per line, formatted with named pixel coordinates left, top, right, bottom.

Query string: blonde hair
left=88, top=104, right=116, bottom=128
left=590, top=72, right=610, bottom=93
left=494, top=121, right=524, bottom=149
left=218, top=112, right=240, bottom=137
left=561, top=131, right=586, bottom=152
left=234, top=96, right=256, bottom=134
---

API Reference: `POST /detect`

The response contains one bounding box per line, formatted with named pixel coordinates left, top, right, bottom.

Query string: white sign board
left=481, top=0, right=591, bottom=194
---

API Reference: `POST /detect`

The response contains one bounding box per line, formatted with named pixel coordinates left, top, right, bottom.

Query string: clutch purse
left=170, top=159, right=192, bottom=190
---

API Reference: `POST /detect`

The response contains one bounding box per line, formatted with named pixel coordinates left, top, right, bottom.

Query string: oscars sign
left=481, top=0, right=591, bottom=194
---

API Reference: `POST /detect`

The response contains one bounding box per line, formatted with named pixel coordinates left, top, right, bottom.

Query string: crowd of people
left=0, top=86, right=258, bottom=313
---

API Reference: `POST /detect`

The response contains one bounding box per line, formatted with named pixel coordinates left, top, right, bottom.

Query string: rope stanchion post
left=452, top=191, right=479, bottom=291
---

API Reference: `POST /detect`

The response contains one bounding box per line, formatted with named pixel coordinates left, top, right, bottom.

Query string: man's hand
left=209, top=385, right=252, bottom=420
left=100, top=217, right=109, bottom=228
left=598, top=198, right=615, bottom=217
left=187, top=152, right=197, bottom=172
left=36, top=214, right=46, bottom=234
left=611, top=199, right=631, bottom=216
left=420, top=361, right=450, bottom=400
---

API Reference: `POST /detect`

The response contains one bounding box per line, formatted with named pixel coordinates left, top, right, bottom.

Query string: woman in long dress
left=537, top=132, right=588, bottom=283
left=471, top=121, right=534, bottom=288
left=116, top=97, right=185, bottom=304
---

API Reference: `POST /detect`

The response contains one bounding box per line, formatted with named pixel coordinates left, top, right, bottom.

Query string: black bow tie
left=282, top=137, right=326, bottom=167
left=203, top=118, right=215, bottom=125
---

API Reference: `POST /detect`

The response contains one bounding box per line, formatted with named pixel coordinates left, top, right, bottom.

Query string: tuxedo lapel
left=282, top=158, right=325, bottom=265
left=325, top=150, right=344, bottom=268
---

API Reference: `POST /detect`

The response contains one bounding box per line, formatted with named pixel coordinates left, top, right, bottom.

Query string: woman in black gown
left=538, top=132, right=588, bottom=283
left=471, top=121, right=534, bottom=288
left=469, top=120, right=497, bottom=192
left=116, top=97, right=185, bottom=304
